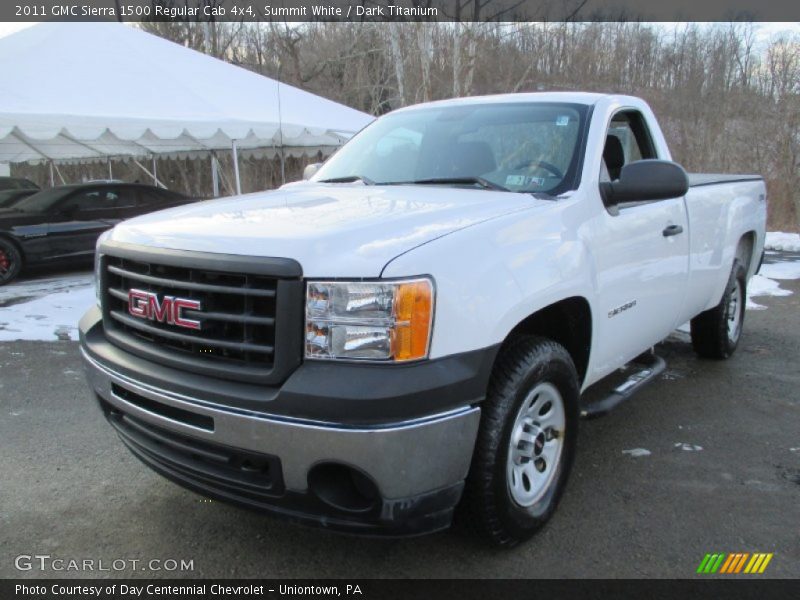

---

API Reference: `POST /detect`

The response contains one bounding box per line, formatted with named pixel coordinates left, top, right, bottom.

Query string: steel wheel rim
left=507, top=381, right=566, bottom=507
left=727, top=279, right=743, bottom=343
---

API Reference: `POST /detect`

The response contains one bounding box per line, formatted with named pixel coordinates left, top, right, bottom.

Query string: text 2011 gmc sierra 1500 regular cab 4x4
left=80, top=93, right=766, bottom=546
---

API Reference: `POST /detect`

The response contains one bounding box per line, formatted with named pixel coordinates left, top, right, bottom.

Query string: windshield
left=0, top=189, right=36, bottom=207
left=0, top=177, right=37, bottom=191
left=313, top=102, right=589, bottom=194
left=12, top=188, right=70, bottom=212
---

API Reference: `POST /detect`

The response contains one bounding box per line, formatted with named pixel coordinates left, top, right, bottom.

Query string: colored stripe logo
left=697, top=553, right=773, bottom=574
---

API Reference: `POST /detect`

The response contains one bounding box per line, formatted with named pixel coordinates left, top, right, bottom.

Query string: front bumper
left=80, top=308, right=485, bottom=536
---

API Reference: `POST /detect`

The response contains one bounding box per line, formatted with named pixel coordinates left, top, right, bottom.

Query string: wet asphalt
left=0, top=271, right=798, bottom=580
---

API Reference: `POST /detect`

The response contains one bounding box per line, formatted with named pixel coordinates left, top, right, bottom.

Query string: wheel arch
left=0, top=233, right=25, bottom=264
left=735, top=230, right=757, bottom=278
left=497, top=296, right=592, bottom=387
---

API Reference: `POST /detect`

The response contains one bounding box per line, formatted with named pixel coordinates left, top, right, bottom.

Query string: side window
left=60, top=189, right=106, bottom=212
left=602, top=111, right=657, bottom=181
left=108, top=188, right=136, bottom=208
left=60, top=187, right=135, bottom=212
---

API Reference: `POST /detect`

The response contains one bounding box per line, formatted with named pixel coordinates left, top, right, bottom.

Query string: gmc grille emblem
left=127, top=289, right=202, bottom=330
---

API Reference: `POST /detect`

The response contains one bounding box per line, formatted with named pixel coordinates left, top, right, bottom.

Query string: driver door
left=46, top=186, right=134, bottom=260
left=589, top=111, right=690, bottom=377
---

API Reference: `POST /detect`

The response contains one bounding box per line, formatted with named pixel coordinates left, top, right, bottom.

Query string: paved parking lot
left=1, top=274, right=798, bottom=579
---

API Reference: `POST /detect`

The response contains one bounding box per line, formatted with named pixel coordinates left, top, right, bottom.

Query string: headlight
left=305, top=278, right=434, bottom=362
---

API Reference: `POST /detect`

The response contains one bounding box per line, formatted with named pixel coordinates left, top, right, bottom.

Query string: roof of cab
left=395, top=92, right=617, bottom=113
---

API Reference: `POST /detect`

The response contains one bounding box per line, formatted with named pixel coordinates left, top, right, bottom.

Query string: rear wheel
left=460, top=336, right=579, bottom=547
left=0, top=238, right=22, bottom=286
left=690, top=259, right=747, bottom=359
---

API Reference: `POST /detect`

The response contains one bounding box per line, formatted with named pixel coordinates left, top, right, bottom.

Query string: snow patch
left=765, top=231, right=800, bottom=252
left=759, top=261, right=800, bottom=280
left=747, top=274, right=792, bottom=309
left=674, top=442, right=703, bottom=451
left=0, top=273, right=94, bottom=342
left=622, top=448, right=651, bottom=457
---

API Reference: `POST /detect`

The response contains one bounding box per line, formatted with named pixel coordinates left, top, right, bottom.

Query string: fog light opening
left=307, top=463, right=380, bottom=513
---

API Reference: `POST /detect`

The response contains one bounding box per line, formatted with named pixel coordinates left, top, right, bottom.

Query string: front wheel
left=691, top=259, right=747, bottom=359
left=0, top=238, right=22, bottom=286
left=459, top=336, right=579, bottom=547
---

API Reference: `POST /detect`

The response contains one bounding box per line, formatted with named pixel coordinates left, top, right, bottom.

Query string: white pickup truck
left=80, top=93, right=766, bottom=546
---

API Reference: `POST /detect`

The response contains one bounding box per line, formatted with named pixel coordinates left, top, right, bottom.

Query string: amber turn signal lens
left=392, top=280, right=433, bottom=361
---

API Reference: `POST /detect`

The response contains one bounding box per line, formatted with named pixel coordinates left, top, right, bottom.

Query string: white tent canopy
left=0, top=22, right=374, bottom=168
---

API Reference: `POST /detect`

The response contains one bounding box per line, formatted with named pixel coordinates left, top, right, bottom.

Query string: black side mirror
left=600, top=159, right=689, bottom=213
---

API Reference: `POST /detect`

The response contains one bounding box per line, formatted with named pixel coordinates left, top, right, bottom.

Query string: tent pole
left=232, top=140, right=242, bottom=195
left=211, top=153, right=220, bottom=198
left=132, top=159, right=166, bottom=188
left=108, top=158, right=113, bottom=180
left=49, top=161, right=55, bottom=187
left=276, top=60, right=286, bottom=186
left=152, top=155, right=157, bottom=185
left=53, top=163, right=67, bottom=185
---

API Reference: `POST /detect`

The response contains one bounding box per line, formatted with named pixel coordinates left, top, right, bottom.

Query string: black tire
left=459, top=335, right=579, bottom=547
left=0, top=237, right=22, bottom=286
left=690, top=259, right=747, bottom=359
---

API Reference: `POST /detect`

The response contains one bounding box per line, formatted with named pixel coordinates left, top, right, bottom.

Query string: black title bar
left=3, top=579, right=800, bottom=600
left=4, top=0, right=800, bottom=22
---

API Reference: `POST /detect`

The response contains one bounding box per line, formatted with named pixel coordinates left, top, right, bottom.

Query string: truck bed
left=688, top=173, right=763, bottom=188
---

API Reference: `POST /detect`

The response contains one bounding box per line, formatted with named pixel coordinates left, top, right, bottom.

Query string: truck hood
left=107, top=182, right=543, bottom=277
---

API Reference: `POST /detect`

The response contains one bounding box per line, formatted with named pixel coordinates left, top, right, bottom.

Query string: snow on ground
left=748, top=253, right=800, bottom=309
left=765, top=231, right=800, bottom=252
left=747, top=274, right=792, bottom=309
left=0, top=272, right=95, bottom=341
left=674, top=443, right=703, bottom=452
left=622, top=448, right=651, bottom=457
left=759, top=260, right=800, bottom=280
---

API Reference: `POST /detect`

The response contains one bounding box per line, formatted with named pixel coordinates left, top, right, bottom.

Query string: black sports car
left=0, top=176, right=39, bottom=208
left=0, top=182, right=195, bottom=285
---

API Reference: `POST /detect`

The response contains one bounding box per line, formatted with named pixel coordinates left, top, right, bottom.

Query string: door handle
left=663, top=224, right=684, bottom=237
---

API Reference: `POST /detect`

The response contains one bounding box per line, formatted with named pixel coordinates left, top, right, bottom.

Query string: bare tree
left=14, top=21, right=800, bottom=229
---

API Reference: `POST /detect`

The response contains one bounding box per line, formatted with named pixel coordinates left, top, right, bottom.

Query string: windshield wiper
left=318, top=175, right=375, bottom=185
left=524, top=191, right=557, bottom=200
left=399, top=177, right=510, bottom=192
